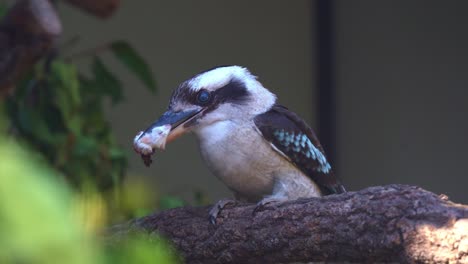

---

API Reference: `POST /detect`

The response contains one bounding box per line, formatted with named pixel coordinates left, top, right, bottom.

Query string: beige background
left=57, top=0, right=468, bottom=203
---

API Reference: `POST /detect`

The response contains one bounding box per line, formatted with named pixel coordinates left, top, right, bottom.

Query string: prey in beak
left=133, top=109, right=200, bottom=166
left=133, top=70, right=224, bottom=166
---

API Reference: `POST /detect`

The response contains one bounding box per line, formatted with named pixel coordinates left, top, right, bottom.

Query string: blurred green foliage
left=0, top=140, right=178, bottom=264
left=0, top=2, right=181, bottom=263
left=0, top=140, right=97, bottom=264
left=5, top=49, right=155, bottom=190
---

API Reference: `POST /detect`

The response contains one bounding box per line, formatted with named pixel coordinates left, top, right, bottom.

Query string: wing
left=254, top=105, right=346, bottom=194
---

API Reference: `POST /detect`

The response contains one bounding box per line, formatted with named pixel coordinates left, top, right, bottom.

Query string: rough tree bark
left=111, top=185, right=468, bottom=263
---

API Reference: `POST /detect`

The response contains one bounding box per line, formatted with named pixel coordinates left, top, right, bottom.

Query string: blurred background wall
left=58, top=0, right=468, bottom=203
left=336, top=0, right=468, bottom=203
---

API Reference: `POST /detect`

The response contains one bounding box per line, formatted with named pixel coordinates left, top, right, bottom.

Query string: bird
left=138, top=65, right=346, bottom=224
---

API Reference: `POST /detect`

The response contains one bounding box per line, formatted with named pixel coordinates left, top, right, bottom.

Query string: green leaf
left=13, top=72, right=35, bottom=100
left=73, top=136, right=98, bottom=157
left=110, top=41, right=156, bottom=92
left=92, top=57, right=123, bottom=104
left=0, top=102, right=9, bottom=134
left=53, top=84, right=82, bottom=136
left=0, top=4, right=7, bottom=19
left=109, top=147, right=126, bottom=159
left=17, top=106, right=54, bottom=144
left=49, top=61, right=83, bottom=136
left=51, top=61, right=81, bottom=107
left=41, top=61, right=83, bottom=137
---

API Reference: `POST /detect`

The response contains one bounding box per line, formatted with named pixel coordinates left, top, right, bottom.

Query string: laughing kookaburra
left=134, top=65, right=346, bottom=224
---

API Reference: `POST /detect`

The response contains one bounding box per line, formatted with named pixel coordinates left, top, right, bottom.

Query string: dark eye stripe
left=170, top=79, right=250, bottom=109
left=214, top=79, right=250, bottom=104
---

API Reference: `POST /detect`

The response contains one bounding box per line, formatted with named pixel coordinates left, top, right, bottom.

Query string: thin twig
left=58, top=35, right=81, bottom=52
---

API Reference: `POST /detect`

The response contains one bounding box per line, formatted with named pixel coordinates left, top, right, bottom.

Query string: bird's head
left=146, top=65, right=277, bottom=144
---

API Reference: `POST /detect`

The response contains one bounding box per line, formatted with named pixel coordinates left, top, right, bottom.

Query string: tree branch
left=62, top=0, right=120, bottom=18
left=0, top=0, right=61, bottom=96
left=110, top=185, right=468, bottom=263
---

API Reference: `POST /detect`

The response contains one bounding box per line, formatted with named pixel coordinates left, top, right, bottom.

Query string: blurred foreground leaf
left=119, top=178, right=155, bottom=217
left=108, top=235, right=179, bottom=264
left=110, top=41, right=156, bottom=92
left=0, top=140, right=98, bottom=264
left=0, top=140, right=178, bottom=263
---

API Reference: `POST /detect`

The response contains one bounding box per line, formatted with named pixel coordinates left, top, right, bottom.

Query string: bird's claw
left=208, top=199, right=236, bottom=225
left=253, top=197, right=285, bottom=215
left=253, top=200, right=273, bottom=214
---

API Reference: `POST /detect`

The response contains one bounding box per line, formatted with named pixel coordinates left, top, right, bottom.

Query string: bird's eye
left=197, top=90, right=211, bottom=104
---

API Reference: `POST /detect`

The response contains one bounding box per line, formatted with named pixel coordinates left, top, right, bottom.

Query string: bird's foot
left=253, top=196, right=287, bottom=214
left=209, top=198, right=237, bottom=225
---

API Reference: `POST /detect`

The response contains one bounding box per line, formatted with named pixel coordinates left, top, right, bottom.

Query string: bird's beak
left=143, top=109, right=201, bottom=144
